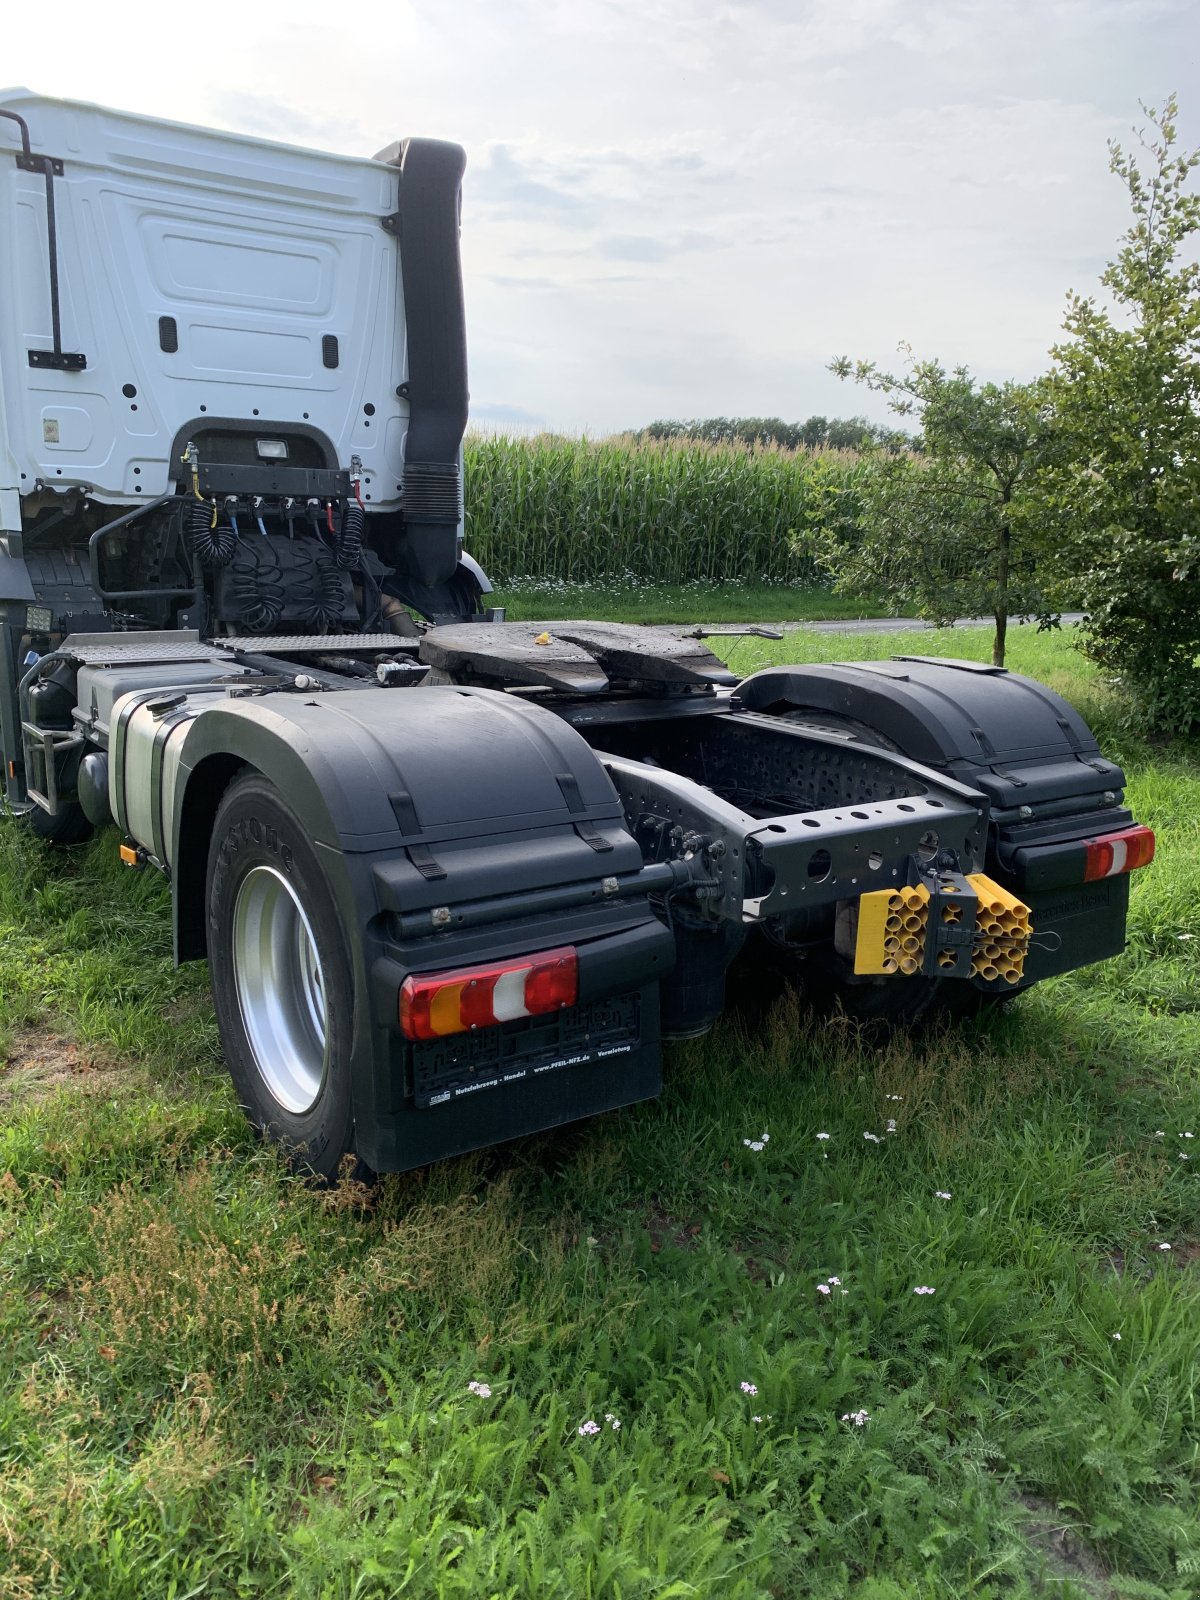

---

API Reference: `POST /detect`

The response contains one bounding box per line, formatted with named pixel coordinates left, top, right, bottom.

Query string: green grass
left=489, top=578, right=903, bottom=625
left=2, top=626, right=1199, bottom=1598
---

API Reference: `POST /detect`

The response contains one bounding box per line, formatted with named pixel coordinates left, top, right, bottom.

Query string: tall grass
left=464, top=434, right=864, bottom=586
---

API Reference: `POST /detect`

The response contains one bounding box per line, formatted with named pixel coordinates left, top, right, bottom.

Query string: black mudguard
left=735, top=656, right=1135, bottom=984
left=171, top=686, right=668, bottom=1171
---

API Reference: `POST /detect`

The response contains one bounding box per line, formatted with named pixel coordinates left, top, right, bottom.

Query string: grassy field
left=1, top=625, right=1198, bottom=1598
left=489, top=578, right=902, bottom=625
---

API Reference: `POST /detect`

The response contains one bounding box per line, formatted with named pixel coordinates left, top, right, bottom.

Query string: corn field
left=462, top=434, right=866, bottom=586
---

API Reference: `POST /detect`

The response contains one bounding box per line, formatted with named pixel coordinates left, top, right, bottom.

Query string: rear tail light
left=399, top=947, right=579, bottom=1041
left=1082, top=824, right=1156, bottom=882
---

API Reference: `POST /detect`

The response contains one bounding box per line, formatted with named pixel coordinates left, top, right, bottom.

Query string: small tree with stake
left=1039, top=95, right=1200, bottom=733
left=824, top=350, right=1052, bottom=668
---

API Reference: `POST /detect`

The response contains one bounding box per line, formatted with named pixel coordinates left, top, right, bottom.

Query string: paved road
left=694, top=612, right=1085, bottom=637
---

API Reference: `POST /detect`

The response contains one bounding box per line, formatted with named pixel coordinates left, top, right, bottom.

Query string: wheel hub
left=232, top=865, right=329, bottom=1114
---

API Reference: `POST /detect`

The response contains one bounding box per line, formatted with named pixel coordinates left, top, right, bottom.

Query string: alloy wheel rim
left=232, top=865, right=329, bottom=1113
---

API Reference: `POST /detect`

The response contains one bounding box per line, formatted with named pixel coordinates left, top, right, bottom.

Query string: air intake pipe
left=378, top=137, right=470, bottom=589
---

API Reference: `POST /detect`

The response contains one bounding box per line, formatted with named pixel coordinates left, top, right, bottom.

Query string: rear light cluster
left=399, top=947, right=579, bottom=1041
left=1082, top=824, right=1156, bottom=882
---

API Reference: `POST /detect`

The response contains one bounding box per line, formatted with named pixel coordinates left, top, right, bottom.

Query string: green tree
left=825, top=351, right=1052, bottom=666
left=1039, top=95, right=1200, bottom=731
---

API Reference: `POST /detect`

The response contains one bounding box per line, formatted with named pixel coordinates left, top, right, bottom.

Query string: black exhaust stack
left=380, top=138, right=470, bottom=588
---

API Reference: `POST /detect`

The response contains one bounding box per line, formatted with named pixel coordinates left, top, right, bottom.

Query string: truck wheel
left=206, top=773, right=356, bottom=1181
left=26, top=803, right=94, bottom=846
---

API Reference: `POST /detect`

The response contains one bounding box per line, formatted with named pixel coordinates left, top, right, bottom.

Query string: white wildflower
left=935, top=1191, right=952, bottom=1200
left=841, top=1408, right=870, bottom=1426
left=913, top=1285, right=937, bottom=1295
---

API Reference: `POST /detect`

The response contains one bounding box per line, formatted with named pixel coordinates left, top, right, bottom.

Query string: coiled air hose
left=184, top=493, right=236, bottom=567
left=336, top=499, right=365, bottom=571
left=229, top=539, right=285, bottom=632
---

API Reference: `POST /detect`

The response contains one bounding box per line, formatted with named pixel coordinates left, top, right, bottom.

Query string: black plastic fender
left=734, top=655, right=1135, bottom=984
left=169, top=684, right=655, bottom=1169
left=734, top=656, right=1125, bottom=810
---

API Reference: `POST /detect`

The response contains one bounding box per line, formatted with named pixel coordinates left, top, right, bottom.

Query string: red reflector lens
left=1082, top=825, right=1156, bottom=882
left=524, top=958, right=577, bottom=1015
left=399, top=947, right=579, bottom=1041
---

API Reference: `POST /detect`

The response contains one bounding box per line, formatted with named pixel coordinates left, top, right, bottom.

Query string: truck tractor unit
left=0, top=91, right=1156, bottom=1177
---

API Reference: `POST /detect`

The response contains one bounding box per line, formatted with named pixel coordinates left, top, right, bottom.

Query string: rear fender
left=169, top=685, right=646, bottom=1169
left=735, top=657, right=1135, bottom=982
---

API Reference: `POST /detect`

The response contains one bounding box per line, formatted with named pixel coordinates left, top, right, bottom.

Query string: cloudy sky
left=5, top=0, right=1197, bottom=433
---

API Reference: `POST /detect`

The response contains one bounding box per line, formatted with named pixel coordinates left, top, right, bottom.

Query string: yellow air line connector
left=965, top=873, right=1033, bottom=984
left=854, top=883, right=929, bottom=976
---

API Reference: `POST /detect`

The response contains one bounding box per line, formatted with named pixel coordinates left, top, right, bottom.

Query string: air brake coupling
left=853, top=870, right=1032, bottom=985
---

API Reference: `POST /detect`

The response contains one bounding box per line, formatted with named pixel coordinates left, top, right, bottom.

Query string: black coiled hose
left=288, top=543, right=347, bottom=632
left=184, top=496, right=237, bottom=566
left=310, top=553, right=349, bottom=631
left=229, top=539, right=285, bottom=632
left=336, top=500, right=365, bottom=571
